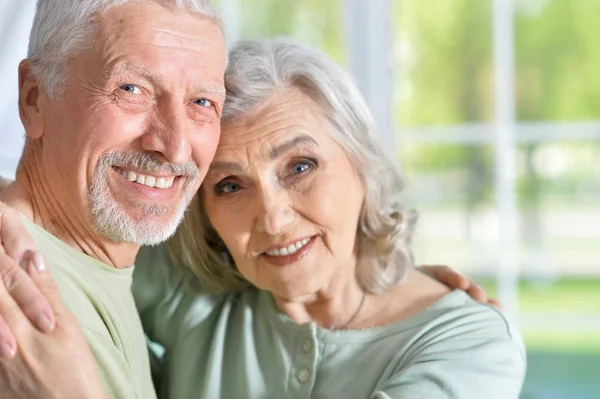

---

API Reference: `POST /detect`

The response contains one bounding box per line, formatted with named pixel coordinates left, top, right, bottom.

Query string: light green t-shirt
left=134, top=245, right=526, bottom=399
left=24, top=218, right=156, bottom=399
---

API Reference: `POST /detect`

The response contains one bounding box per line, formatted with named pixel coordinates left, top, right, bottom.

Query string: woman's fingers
left=488, top=298, right=502, bottom=310
left=465, top=281, right=489, bottom=303
left=0, top=253, right=29, bottom=359
left=0, top=202, right=55, bottom=333
left=25, top=252, right=67, bottom=320
left=420, top=264, right=471, bottom=291
left=0, top=251, right=55, bottom=334
left=0, top=313, right=16, bottom=359
left=420, top=264, right=492, bottom=304
left=0, top=202, right=37, bottom=268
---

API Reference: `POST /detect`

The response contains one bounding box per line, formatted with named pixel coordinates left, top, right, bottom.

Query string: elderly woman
left=130, top=39, right=526, bottom=398
left=0, top=39, right=525, bottom=398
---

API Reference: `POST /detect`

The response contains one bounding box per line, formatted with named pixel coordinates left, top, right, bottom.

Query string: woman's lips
left=261, top=236, right=316, bottom=266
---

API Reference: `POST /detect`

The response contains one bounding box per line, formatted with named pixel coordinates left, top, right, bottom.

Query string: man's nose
left=255, top=187, right=296, bottom=236
left=141, top=100, right=192, bottom=165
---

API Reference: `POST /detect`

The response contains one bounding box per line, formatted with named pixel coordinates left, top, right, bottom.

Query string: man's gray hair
left=28, top=0, right=221, bottom=98
left=169, top=39, right=417, bottom=294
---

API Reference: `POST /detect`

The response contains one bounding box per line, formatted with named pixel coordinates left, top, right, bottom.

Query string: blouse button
left=298, top=368, right=311, bottom=383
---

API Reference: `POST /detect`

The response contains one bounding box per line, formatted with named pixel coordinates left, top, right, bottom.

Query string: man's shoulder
left=21, top=216, right=79, bottom=262
left=22, top=216, right=137, bottom=337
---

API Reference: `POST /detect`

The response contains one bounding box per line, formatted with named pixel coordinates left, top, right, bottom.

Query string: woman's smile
left=260, top=235, right=317, bottom=266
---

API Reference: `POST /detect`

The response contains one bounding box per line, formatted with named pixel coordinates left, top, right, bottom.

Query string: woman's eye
left=119, top=84, right=142, bottom=95
left=290, top=160, right=314, bottom=175
left=215, top=181, right=241, bottom=195
left=194, top=98, right=214, bottom=108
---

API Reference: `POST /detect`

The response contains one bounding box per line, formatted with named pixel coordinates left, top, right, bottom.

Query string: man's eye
left=194, top=98, right=214, bottom=108
left=119, top=84, right=142, bottom=95
left=215, top=181, right=241, bottom=195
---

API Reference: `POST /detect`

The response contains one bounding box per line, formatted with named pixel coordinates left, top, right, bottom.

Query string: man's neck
left=3, top=160, right=139, bottom=269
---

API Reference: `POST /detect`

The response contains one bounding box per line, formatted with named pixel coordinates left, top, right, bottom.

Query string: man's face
left=35, top=3, right=226, bottom=245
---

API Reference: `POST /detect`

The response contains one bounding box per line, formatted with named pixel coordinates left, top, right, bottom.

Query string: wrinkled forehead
left=217, top=89, right=336, bottom=159
left=95, top=3, right=226, bottom=64
left=65, top=3, right=227, bottom=96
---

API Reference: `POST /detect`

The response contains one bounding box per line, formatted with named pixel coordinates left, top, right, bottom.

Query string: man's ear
left=18, top=60, right=45, bottom=140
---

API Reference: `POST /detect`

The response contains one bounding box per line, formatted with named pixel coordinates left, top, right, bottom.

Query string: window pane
left=392, top=0, right=493, bottom=128
left=399, top=142, right=496, bottom=274
left=517, top=142, right=600, bottom=276
left=214, top=0, right=345, bottom=63
left=515, top=0, right=600, bottom=121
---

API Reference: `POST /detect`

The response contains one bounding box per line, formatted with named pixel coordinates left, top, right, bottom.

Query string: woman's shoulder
left=403, top=289, right=526, bottom=382
left=388, top=269, right=519, bottom=342
left=377, top=269, right=526, bottom=370
left=370, top=290, right=526, bottom=398
left=417, top=289, right=522, bottom=343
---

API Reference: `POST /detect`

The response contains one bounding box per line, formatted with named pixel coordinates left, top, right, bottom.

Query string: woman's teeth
left=266, top=237, right=312, bottom=257
left=115, top=168, right=175, bottom=189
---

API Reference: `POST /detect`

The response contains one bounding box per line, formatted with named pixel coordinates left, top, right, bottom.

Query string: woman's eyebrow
left=269, top=134, right=318, bottom=160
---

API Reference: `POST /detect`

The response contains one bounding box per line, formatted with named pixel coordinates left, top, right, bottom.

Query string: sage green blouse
left=133, top=245, right=526, bottom=399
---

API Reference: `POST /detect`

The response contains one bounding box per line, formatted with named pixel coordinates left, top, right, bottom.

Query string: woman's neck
left=272, top=273, right=369, bottom=330
left=272, top=268, right=452, bottom=330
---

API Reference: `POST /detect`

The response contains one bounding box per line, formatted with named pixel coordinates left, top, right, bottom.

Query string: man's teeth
left=266, top=237, right=312, bottom=257
left=116, top=169, right=175, bottom=189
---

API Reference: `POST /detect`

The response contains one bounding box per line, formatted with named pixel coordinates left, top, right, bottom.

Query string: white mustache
left=99, top=149, right=199, bottom=178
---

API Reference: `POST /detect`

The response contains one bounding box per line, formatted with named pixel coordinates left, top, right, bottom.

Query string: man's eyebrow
left=112, top=64, right=226, bottom=96
left=114, top=63, right=161, bottom=80
left=194, top=84, right=226, bottom=97
left=269, top=134, right=318, bottom=160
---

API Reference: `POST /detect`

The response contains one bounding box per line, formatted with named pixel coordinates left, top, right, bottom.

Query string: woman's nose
left=256, top=189, right=296, bottom=236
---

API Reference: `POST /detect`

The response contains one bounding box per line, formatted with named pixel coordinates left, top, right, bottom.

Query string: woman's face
left=201, top=89, right=365, bottom=300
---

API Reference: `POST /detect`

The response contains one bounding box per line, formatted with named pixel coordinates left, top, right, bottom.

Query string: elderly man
left=0, top=0, right=226, bottom=397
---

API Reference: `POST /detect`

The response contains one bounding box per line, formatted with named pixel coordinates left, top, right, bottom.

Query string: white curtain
left=0, top=1, right=36, bottom=178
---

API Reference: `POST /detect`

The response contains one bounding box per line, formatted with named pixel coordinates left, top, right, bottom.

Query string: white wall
left=0, top=1, right=36, bottom=179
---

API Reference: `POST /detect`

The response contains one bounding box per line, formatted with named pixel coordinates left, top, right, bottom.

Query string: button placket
left=302, top=338, right=313, bottom=353
left=288, top=333, right=318, bottom=396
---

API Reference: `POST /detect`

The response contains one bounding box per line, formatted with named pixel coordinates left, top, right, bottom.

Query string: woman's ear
left=18, top=60, right=45, bottom=140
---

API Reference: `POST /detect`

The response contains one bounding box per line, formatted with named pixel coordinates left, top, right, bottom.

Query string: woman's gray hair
left=28, top=0, right=221, bottom=98
left=169, top=38, right=416, bottom=294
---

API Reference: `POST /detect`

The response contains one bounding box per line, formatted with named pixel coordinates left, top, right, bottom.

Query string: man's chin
left=91, top=202, right=185, bottom=246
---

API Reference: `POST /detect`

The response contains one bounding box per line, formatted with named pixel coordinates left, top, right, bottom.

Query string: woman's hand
left=420, top=264, right=501, bottom=308
left=0, top=202, right=56, bottom=347
left=0, top=185, right=109, bottom=397
left=0, top=250, right=109, bottom=399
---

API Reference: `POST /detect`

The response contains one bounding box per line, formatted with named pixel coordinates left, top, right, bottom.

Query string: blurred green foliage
left=393, top=0, right=600, bottom=125
left=217, top=0, right=344, bottom=62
